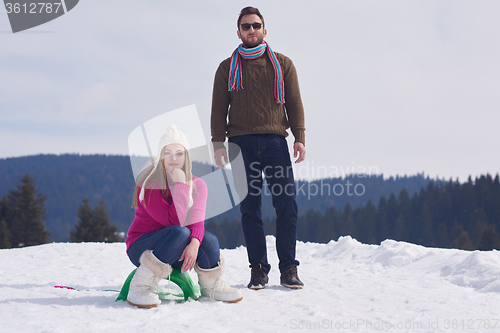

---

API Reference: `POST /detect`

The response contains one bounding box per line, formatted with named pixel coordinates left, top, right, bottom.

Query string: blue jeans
left=127, top=225, right=220, bottom=269
left=228, top=134, right=299, bottom=273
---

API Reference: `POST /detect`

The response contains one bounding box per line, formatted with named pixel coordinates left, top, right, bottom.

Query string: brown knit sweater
left=210, top=51, right=305, bottom=151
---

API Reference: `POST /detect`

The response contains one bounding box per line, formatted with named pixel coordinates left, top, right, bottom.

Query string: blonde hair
left=132, top=147, right=196, bottom=209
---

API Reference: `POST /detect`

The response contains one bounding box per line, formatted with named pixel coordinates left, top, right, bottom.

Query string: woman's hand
left=167, top=168, right=186, bottom=184
left=179, top=237, right=200, bottom=273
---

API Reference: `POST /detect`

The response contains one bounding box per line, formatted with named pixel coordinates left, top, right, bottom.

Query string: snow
left=1, top=236, right=500, bottom=333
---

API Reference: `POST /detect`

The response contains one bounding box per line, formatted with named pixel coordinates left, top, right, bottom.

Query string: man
left=210, top=6, right=306, bottom=289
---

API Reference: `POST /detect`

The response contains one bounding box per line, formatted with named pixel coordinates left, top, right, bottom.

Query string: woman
left=126, top=125, right=242, bottom=307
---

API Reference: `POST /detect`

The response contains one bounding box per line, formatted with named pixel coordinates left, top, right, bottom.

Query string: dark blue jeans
left=127, top=225, right=220, bottom=269
left=228, top=134, right=299, bottom=273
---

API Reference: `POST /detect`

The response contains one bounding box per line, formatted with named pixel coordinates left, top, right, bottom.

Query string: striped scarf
left=228, top=41, right=285, bottom=104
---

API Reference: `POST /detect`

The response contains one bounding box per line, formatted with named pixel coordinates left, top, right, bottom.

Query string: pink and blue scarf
left=228, top=41, right=285, bottom=104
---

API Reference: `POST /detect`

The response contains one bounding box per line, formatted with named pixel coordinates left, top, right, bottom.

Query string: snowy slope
left=1, top=236, right=499, bottom=333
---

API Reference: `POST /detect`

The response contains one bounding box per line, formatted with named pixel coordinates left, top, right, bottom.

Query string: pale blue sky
left=1, top=0, right=499, bottom=181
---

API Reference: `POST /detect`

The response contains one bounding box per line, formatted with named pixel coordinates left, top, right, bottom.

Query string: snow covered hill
left=1, top=236, right=499, bottom=333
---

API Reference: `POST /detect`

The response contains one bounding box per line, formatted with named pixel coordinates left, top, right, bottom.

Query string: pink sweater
left=125, top=176, right=207, bottom=251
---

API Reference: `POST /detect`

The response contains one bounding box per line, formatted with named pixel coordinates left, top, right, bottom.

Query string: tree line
left=0, top=154, right=138, bottom=241
left=2, top=170, right=499, bottom=251
left=0, top=174, right=119, bottom=248
left=206, top=174, right=500, bottom=251
left=0, top=154, right=436, bottom=241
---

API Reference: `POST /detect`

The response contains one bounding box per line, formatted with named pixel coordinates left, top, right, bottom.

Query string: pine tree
left=346, top=203, right=358, bottom=238
left=361, top=201, right=377, bottom=244
left=70, top=197, right=93, bottom=242
left=455, top=230, right=474, bottom=251
left=300, top=208, right=323, bottom=242
left=0, top=219, right=11, bottom=249
left=435, top=223, right=450, bottom=248
left=393, top=213, right=408, bottom=241
left=6, top=174, right=50, bottom=247
left=377, top=197, right=389, bottom=243
left=93, top=199, right=119, bottom=242
left=317, top=206, right=337, bottom=243
left=398, top=189, right=411, bottom=219
left=0, top=197, right=10, bottom=224
left=477, top=225, right=500, bottom=251
left=70, top=198, right=119, bottom=242
left=232, top=218, right=246, bottom=248
left=418, top=203, right=434, bottom=247
left=205, top=218, right=224, bottom=247
left=385, top=193, right=399, bottom=240
left=215, top=218, right=230, bottom=249
left=468, top=207, right=489, bottom=245
left=395, top=189, right=412, bottom=242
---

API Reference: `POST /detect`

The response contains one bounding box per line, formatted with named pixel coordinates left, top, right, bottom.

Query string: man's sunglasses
left=240, top=23, right=262, bottom=31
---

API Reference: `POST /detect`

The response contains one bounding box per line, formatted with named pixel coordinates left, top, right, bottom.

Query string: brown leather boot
left=280, top=267, right=304, bottom=289
left=247, top=264, right=269, bottom=289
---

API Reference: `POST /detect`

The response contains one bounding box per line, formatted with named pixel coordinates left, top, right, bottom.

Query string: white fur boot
left=194, top=257, right=243, bottom=303
left=127, top=250, right=172, bottom=308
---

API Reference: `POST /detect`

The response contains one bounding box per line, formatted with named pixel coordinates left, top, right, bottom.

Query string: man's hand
left=293, top=142, right=306, bottom=163
left=180, top=237, right=200, bottom=273
left=214, top=148, right=228, bottom=169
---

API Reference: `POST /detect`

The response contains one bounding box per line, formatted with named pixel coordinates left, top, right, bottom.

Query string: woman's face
left=162, top=144, right=186, bottom=172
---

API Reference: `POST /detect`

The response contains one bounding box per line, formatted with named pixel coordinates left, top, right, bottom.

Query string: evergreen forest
left=1, top=154, right=498, bottom=251
left=206, top=174, right=500, bottom=250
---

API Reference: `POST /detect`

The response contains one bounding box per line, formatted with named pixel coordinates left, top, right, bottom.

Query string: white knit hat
left=139, top=125, right=193, bottom=208
left=158, top=124, right=190, bottom=152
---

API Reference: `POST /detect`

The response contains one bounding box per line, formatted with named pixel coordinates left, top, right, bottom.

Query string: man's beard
left=242, top=36, right=264, bottom=48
